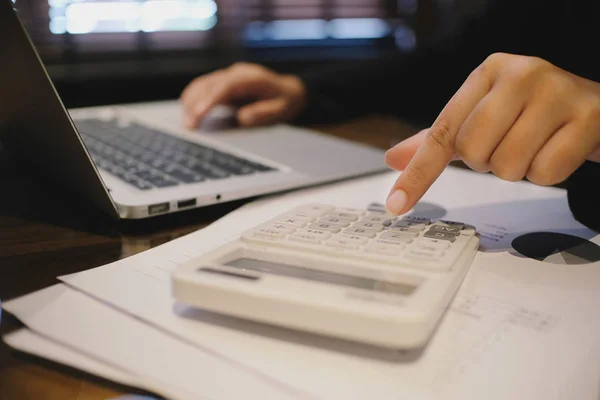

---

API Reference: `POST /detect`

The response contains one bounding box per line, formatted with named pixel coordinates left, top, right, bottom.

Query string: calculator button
left=338, top=235, right=368, bottom=245
left=275, top=215, right=310, bottom=226
left=372, top=238, right=406, bottom=247
left=392, top=220, right=428, bottom=230
left=308, top=222, right=344, bottom=232
left=325, top=237, right=361, bottom=249
left=288, top=233, right=323, bottom=245
left=326, top=211, right=361, bottom=221
left=319, top=216, right=353, bottom=226
left=353, top=221, right=385, bottom=231
left=403, top=216, right=431, bottom=224
left=380, top=231, right=418, bottom=241
left=423, top=231, right=456, bottom=242
left=385, top=225, right=421, bottom=234
left=294, top=204, right=335, bottom=217
left=438, top=220, right=465, bottom=229
left=361, top=214, right=394, bottom=225
left=262, top=222, right=297, bottom=233
left=286, top=212, right=318, bottom=221
left=299, top=228, right=332, bottom=239
left=367, top=203, right=387, bottom=213
left=429, top=224, right=461, bottom=234
left=254, top=228, right=287, bottom=238
left=335, top=207, right=366, bottom=216
left=343, top=227, right=378, bottom=238
left=241, top=231, right=283, bottom=246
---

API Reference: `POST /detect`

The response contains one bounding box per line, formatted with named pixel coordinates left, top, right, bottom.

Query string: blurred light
left=50, top=16, right=67, bottom=34
left=243, top=21, right=266, bottom=41
left=266, top=19, right=328, bottom=40
left=140, top=0, right=217, bottom=32
left=328, top=18, right=390, bottom=39
left=48, top=0, right=218, bottom=34
left=245, top=18, right=392, bottom=43
left=394, top=25, right=416, bottom=51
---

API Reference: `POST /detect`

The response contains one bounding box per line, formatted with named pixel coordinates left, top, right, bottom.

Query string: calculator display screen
left=224, top=258, right=416, bottom=296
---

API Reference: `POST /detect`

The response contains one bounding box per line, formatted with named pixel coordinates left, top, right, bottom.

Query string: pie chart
left=512, top=232, right=600, bottom=265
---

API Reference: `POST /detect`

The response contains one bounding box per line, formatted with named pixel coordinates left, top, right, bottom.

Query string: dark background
left=13, top=0, right=488, bottom=109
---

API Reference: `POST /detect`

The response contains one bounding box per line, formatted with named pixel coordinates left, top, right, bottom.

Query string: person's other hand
left=385, top=52, right=600, bottom=215
left=180, top=62, right=307, bottom=129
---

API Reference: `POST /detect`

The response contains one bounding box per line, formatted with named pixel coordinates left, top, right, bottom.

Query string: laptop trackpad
left=204, top=124, right=386, bottom=179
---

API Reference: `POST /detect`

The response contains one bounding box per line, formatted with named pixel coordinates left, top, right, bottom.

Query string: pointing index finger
left=385, top=67, right=492, bottom=215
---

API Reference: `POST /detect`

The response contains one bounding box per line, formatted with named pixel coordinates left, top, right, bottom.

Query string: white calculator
left=171, top=203, right=479, bottom=349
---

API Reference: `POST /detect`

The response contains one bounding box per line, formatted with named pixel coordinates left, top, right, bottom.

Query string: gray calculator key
left=438, top=220, right=465, bottom=229
left=403, top=216, right=431, bottom=224
left=392, top=220, right=428, bottom=230
left=386, top=225, right=421, bottom=234
left=423, top=231, right=456, bottom=242
left=429, top=224, right=461, bottom=234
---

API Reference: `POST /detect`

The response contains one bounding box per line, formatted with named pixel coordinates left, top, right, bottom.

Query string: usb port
left=177, top=198, right=197, bottom=209
left=148, top=202, right=170, bottom=215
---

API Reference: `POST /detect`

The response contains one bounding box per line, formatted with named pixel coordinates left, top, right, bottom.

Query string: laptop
left=0, top=0, right=387, bottom=219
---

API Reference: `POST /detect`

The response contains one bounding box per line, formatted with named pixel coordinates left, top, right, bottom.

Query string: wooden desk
left=0, top=116, right=419, bottom=399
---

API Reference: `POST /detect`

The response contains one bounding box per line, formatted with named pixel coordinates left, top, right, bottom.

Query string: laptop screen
left=0, top=0, right=119, bottom=218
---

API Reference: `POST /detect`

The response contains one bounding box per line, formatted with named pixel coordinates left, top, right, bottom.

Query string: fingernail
left=386, top=189, right=407, bottom=216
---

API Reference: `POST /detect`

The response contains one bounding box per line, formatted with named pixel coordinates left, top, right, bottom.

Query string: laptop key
left=182, top=160, right=230, bottom=180
left=163, top=163, right=205, bottom=183
left=94, top=157, right=154, bottom=190
left=146, top=176, right=179, bottom=188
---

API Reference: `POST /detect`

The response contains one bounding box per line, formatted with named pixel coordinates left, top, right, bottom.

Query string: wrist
left=282, top=74, right=308, bottom=119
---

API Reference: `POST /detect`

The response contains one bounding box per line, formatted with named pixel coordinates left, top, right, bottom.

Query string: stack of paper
left=3, top=166, right=600, bottom=399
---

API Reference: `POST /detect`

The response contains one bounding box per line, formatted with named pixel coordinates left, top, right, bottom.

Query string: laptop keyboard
left=75, top=119, right=276, bottom=190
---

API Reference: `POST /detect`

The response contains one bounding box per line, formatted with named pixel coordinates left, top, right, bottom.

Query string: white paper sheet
left=2, top=284, right=308, bottom=400
left=4, top=328, right=141, bottom=389
left=47, top=167, right=600, bottom=399
left=4, top=167, right=599, bottom=399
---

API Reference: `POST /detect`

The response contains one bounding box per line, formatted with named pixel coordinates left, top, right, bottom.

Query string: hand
left=385, top=52, right=600, bottom=215
left=180, top=62, right=307, bottom=128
